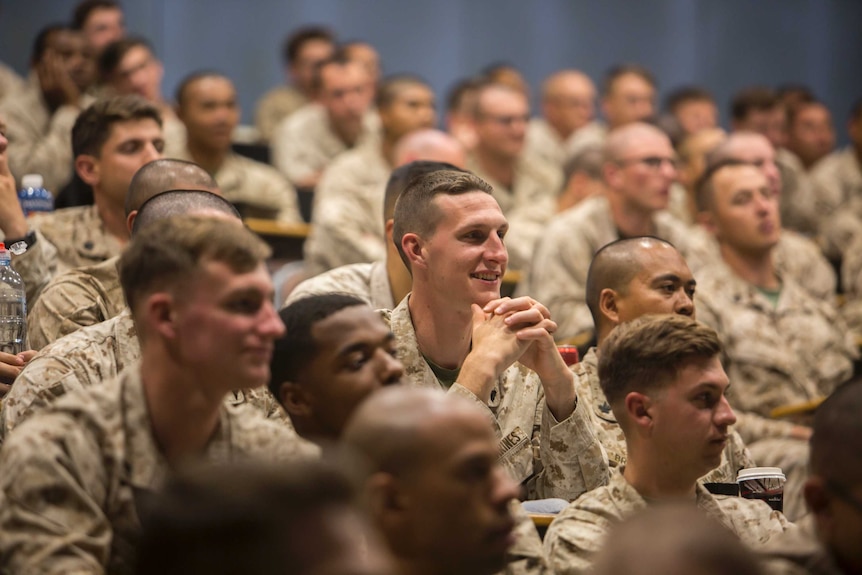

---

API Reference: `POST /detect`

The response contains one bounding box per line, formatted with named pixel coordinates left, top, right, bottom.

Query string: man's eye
left=346, top=352, right=369, bottom=371
left=228, top=298, right=261, bottom=314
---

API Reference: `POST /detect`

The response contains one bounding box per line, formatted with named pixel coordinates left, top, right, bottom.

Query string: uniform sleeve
left=504, top=502, right=549, bottom=575
left=10, top=229, right=60, bottom=305
left=0, top=417, right=112, bottom=575
left=543, top=501, right=613, bottom=575
left=504, top=193, right=557, bottom=271
left=534, top=399, right=608, bottom=500
left=271, top=115, right=321, bottom=185
left=27, top=275, right=109, bottom=350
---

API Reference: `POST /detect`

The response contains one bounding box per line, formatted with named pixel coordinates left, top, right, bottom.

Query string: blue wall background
left=2, top=0, right=860, bottom=142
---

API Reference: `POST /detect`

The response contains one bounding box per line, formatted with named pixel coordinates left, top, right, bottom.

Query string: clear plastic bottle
left=18, top=174, right=54, bottom=216
left=0, top=243, right=26, bottom=354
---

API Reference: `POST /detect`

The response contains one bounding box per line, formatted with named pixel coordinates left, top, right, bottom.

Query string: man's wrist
left=4, top=230, right=37, bottom=256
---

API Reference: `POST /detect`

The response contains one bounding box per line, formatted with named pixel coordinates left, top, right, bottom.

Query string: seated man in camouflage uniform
left=0, top=216, right=312, bottom=574
left=344, top=387, right=547, bottom=575
left=545, top=315, right=794, bottom=575
left=0, top=190, right=286, bottom=442
left=0, top=95, right=164, bottom=303
left=385, top=168, right=604, bottom=500
left=27, top=158, right=220, bottom=349
left=694, top=160, right=857, bottom=520
left=577, top=236, right=754, bottom=486
left=269, top=293, right=403, bottom=442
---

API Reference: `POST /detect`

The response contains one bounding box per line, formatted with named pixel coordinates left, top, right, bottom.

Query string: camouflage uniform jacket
left=0, top=310, right=289, bottom=444
left=761, top=515, right=845, bottom=575
left=0, top=72, right=85, bottom=191
left=271, top=103, right=379, bottom=185
left=173, top=148, right=301, bottom=223
left=285, top=260, right=395, bottom=310
left=0, top=60, right=24, bottom=101
left=575, top=347, right=756, bottom=484
left=27, top=254, right=125, bottom=350
left=12, top=204, right=125, bottom=304
left=382, top=296, right=606, bottom=501
left=696, top=262, right=857, bottom=419
left=777, top=147, right=820, bottom=236
left=254, top=85, right=307, bottom=143
left=544, top=470, right=795, bottom=575
left=467, top=152, right=561, bottom=270
left=525, top=118, right=567, bottom=168
left=304, top=142, right=391, bottom=275
left=813, top=147, right=862, bottom=260
left=519, top=195, right=693, bottom=341
left=684, top=224, right=837, bottom=302
left=0, top=365, right=311, bottom=575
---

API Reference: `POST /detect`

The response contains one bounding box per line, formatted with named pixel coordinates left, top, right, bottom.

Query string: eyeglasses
left=478, top=113, right=530, bottom=127
left=826, top=479, right=862, bottom=516
left=617, top=156, right=679, bottom=170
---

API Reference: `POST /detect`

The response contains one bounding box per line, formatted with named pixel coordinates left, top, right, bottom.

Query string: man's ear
left=697, top=210, right=717, bottom=235
left=384, top=219, right=395, bottom=243
left=75, top=154, right=99, bottom=187
left=603, top=161, right=622, bottom=191
left=365, top=472, right=409, bottom=531
left=624, top=391, right=653, bottom=432
left=146, top=292, right=176, bottom=340
left=278, top=381, right=312, bottom=418
left=599, top=288, right=621, bottom=326
left=126, top=210, right=138, bottom=234
left=401, top=232, right=426, bottom=270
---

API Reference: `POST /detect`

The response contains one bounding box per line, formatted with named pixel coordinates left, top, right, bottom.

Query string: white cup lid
left=21, top=174, right=44, bottom=189
left=737, top=467, right=786, bottom=481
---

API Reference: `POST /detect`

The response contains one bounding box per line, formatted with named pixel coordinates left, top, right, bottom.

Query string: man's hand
left=485, top=297, right=577, bottom=422
left=37, top=50, right=80, bottom=112
left=458, top=303, right=531, bottom=403
left=0, top=350, right=37, bottom=397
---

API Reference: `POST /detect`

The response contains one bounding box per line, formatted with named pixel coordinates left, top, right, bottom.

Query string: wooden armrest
left=244, top=218, right=310, bottom=238
left=770, top=397, right=825, bottom=419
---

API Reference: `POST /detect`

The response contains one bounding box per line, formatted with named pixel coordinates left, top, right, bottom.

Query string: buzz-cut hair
left=598, top=314, right=722, bottom=407
left=392, top=169, right=493, bottom=270
left=119, top=215, right=269, bottom=315
left=98, top=36, right=154, bottom=82
left=810, top=377, right=862, bottom=485
left=602, top=64, right=656, bottom=97
left=664, top=86, right=715, bottom=114
left=268, top=294, right=367, bottom=398
left=383, top=161, right=467, bottom=221
left=72, top=95, right=162, bottom=158
left=131, top=189, right=239, bottom=236
left=694, top=158, right=750, bottom=213
left=730, top=87, right=780, bottom=122
left=281, top=25, right=334, bottom=66
left=375, top=74, right=430, bottom=110
left=175, top=70, right=229, bottom=108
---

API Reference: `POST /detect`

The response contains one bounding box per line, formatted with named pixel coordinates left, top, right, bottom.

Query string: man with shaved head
left=522, top=122, right=692, bottom=341
left=304, top=74, right=437, bottom=274
left=526, top=69, right=597, bottom=168
left=343, top=386, right=546, bottom=575
left=26, top=158, right=220, bottom=349
left=468, top=82, right=561, bottom=269
left=576, top=237, right=753, bottom=487
left=697, top=132, right=836, bottom=301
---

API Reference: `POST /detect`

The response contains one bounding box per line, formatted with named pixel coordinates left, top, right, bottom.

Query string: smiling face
left=418, top=191, right=509, bottom=309
left=474, top=86, right=530, bottom=162
left=295, top=305, right=403, bottom=438
left=646, top=355, right=736, bottom=481
left=705, top=164, right=781, bottom=256
left=171, top=260, right=285, bottom=393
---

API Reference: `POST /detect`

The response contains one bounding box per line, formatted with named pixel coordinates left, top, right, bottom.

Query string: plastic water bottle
left=18, top=174, right=54, bottom=216
left=0, top=243, right=26, bottom=354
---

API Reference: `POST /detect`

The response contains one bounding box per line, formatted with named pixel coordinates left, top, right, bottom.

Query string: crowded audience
left=1, top=3, right=861, bottom=574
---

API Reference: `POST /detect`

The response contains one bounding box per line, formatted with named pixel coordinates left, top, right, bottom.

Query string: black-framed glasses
left=616, top=156, right=678, bottom=170
left=826, top=478, right=862, bottom=515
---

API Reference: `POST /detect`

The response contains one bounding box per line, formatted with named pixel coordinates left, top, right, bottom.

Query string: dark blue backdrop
left=2, top=0, right=860, bottom=142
